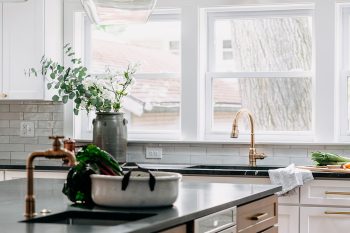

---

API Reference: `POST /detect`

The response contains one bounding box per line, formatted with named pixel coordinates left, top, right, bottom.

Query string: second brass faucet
left=231, top=109, right=266, bottom=166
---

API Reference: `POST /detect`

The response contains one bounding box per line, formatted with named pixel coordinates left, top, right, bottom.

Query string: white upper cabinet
left=3, top=0, right=45, bottom=99
left=0, top=0, right=62, bottom=100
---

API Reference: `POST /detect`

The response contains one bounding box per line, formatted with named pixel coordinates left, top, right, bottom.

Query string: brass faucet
left=25, top=136, right=76, bottom=218
left=231, top=109, right=266, bottom=166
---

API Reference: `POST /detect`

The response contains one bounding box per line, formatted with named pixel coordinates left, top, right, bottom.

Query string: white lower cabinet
left=278, top=206, right=299, bottom=233
left=300, top=206, right=350, bottom=233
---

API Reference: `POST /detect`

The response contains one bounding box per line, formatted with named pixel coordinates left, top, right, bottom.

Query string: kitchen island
left=0, top=178, right=280, bottom=233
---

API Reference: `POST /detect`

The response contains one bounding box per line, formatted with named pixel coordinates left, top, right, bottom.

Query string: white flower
left=101, top=90, right=115, bottom=102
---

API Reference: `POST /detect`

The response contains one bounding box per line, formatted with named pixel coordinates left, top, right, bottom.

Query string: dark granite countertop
left=0, top=178, right=280, bottom=233
left=1, top=163, right=350, bottom=179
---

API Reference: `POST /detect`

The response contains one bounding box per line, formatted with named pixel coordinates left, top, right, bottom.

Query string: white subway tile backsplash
left=0, top=152, right=10, bottom=159
left=1, top=100, right=350, bottom=166
left=0, top=112, right=23, bottom=120
left=10, top=152, right=29, bottom=160
left=207, top=147, right=239, bottom=156
left=9, top=136, right=37, bottom=144
left=53, top=113, right=63, bottom=120
left=38, top=121, right=63, bottom=129
left=290, top=157, right=314, bottom=166
left=38, top=105, right=63, bottom=113
left=0, top=128, right=20, bottom=136
left=0, top=144, right=24, bottom=152
left=160, top=154, right=191, bottom=164
left=24, top=113, right=52, bottom=120
left=24, top=144, right=52, bottom=152
left=0, top=120, right=9, bottom=127
left=0, top=105, right=9, bottom=112
left=259, top=156, right=291, bottom=166
left=189, top=147, right=206, bottom=156
left=190, top=155, right=206, bottom=164
left=10, top=104, right=37, bottom=112
left=273, top=148, right=308, bottom=158
left=35, top=129, right=53, bottom=136
left=52, top=128, right=63, bottom=135
left=0, top=136, right=9, bottom=143
left=38, top=136, right=52, bottom=144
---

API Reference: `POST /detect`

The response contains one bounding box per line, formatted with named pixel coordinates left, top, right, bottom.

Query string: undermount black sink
left=188, top=165, right=282, bottom=170
left=21, top=211, right=156, bottom=226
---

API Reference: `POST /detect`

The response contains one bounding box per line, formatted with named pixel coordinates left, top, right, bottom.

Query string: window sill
left=75, top=138, right=350, bottom=146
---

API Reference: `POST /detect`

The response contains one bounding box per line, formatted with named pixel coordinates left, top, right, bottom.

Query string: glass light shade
left=81, top=0, right=157, bottom=25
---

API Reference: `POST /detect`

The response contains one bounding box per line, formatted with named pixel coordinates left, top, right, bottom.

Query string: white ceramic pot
left=90, top=171, right=182, bottom=207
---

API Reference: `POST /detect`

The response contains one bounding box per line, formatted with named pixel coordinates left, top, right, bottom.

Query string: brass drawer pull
left=251, top=212, right=268, bottom=220
left=325, top=191, right=350, bottom=195
left=325, top=211, right=350, bottom=215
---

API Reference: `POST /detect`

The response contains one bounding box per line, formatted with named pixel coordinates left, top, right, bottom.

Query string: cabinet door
left=278, top=206, right=299, bottom=233
left=300, top=206, right=350, bottom=233
left=3, top=0, right=44, bottom=99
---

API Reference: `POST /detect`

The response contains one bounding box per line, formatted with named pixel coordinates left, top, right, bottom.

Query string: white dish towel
left=268, top=164, right=314, bottom=195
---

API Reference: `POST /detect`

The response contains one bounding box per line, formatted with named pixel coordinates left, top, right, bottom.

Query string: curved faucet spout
left=230, top=109, right=266, bottom=166
left=25, top=136, right=76, bottom=218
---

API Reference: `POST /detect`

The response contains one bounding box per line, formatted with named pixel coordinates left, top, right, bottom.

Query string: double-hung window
left=205, top=8, right=313, bottom=141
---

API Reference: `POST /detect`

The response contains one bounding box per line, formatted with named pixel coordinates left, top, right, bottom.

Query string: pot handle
left=121, top=167, right=156, bottom=191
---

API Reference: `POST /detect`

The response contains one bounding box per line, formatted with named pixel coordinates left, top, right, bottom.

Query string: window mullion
left=181, top=5, right=199, bottom=140
left=314, top=0, right=336, bottom=142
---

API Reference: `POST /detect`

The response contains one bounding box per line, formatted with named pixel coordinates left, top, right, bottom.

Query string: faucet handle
left=49, top=136, right=64, bottom=151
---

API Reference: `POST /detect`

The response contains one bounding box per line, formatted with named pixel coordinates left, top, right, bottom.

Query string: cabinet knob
left=0, top=93, right=7, bottom=98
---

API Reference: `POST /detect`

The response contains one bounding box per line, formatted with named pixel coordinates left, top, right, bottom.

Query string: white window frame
left=204, top=8, right=314, bottom=142
left=64, top=0, right=340, bottom=144
left=337, top=4, right=350, bottom=143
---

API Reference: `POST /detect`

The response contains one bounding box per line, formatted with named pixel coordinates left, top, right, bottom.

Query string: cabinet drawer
left=194, top=206, right=236, bottom=233
left=219, top=225, right=237, bottom=233
left=300, top=180, right=350, bottom=206
left=260, top=226, right=278, bottom=233
left=237, top=195, right=278, bottom=233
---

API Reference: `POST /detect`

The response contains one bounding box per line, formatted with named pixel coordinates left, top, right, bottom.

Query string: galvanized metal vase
left=92, top=112, right=127, bottom=163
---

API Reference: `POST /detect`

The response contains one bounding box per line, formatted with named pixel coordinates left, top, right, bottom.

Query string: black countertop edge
left=1, top=164, right=350, bottom=179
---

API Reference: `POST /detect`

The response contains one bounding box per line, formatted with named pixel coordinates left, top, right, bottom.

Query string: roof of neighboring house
left=92, top=39, right=241, bottom=107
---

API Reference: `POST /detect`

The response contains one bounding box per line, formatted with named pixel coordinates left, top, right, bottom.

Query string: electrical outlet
left=146, top=147, right=162, bottom=159
left=20, top=121, right=35, bottom=137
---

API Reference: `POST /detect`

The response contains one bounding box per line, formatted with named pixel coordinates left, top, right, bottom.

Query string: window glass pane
left=213, top=16, right=312, bottom=72
left=82, top=14, right=181, bottom=135
left=212, top=77, right=312, bottom=132
left=348, top=77, right=350, bottom=131
left=127, top=76, right=180, bottom=131
left=90, top=19, right=180, bottom=73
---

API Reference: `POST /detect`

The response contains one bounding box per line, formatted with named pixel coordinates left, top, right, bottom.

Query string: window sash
left=204, top=72, right=313, bottom=139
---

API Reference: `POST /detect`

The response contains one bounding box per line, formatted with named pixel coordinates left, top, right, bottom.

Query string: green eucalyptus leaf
left=62, top=95, right=69, bottom=104
left=30, top=68, right=37, bottom=77
left=50, top=73, right=56, bottom=79
left=69, top=92, right=75, bottom=99
left=73, top=109, right=79, bottom=115
left=74, top=98, right=81, bottom=104
left=47, top=83, right=52, bottom=90
left=52, top=95, right=60, bottom=102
